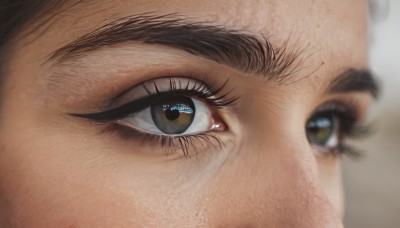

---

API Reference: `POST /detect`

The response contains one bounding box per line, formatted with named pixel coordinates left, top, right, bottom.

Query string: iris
left=151, top=97, right=195, bottom=134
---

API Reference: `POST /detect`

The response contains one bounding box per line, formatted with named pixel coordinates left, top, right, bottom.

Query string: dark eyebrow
left=329, top=69, right=380, bottom=99
left=49, top=13, right=305, bottom=83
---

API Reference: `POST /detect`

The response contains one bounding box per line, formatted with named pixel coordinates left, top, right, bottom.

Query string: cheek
left=195, top=132, right=335, bottom=224
left=0, top=123, right=218, bottom=226
left=0, top=134, right=141, bottom=226
left=317, top=156, right=344, bottom=217
left=0, top=121, right=343, bottom=227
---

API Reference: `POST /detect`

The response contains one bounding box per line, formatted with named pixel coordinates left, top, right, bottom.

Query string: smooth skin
left=0, top=0, right=369, bottom=227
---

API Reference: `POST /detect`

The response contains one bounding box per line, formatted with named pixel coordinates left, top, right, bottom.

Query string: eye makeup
left=72, top=77, right=238, bottom=121
left=71, top=77, right=238, bottom=157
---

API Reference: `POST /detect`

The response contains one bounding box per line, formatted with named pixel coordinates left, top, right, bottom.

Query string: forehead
left=15, top=0, right=368, bottom=84
left=60, top=0, right=366, bottom=39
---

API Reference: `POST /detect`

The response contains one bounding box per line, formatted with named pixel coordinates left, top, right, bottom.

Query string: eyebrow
left=329, top=69, right=380, bottom=99
left=49, top=13, right=380, bottom=98
left=49, top=13, right=305, bottom=83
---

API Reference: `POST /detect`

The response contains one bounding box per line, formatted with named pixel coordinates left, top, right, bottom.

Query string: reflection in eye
left=119, top=96, right=224, bottom=136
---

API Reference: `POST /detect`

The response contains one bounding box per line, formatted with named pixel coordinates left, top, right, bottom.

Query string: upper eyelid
left=109, top=77, right=213, bottom=108
left=70, top=90, right=205, bottom=122
left=69, top=77, right=238, bottom=122
left=313, top=96, right=371, bottom=122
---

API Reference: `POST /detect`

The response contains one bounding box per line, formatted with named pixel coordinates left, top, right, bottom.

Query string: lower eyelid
left=100, top=123, right=227, bottom=158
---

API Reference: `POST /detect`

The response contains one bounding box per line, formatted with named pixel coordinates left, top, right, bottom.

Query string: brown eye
left=151, top=97, right=195, bottom=134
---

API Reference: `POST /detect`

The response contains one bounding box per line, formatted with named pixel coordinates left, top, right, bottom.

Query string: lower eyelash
left=102, top=124, right=225, bottom=158
left=336, top=144, right=363, bottom=159
left=336, top=123, right=373, bottom=159
left=163, top=134, right=224, bottom=158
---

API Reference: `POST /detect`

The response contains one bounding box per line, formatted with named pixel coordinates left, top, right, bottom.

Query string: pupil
left=165, top=108, right=180, bottom=121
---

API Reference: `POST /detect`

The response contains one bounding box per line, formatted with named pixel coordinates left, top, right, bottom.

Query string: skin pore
left=0, top=0, right=377, bottom=227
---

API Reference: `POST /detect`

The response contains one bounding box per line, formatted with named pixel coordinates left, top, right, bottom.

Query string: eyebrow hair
left=329, top=69, right=380, bottom=99
left=49, top=13, right=305, bottom=83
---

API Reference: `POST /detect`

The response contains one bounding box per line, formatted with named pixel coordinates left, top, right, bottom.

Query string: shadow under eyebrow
left=48, top=13, right=306, bottom=83
left=329, top=69, right=380, bottom=99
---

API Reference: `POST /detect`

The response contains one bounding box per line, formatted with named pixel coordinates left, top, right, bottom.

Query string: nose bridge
left=267, top=138, right=341, bottom=222
left=255, top=130, right=343, bottom=227
left=205, top=130, right=343, bottom=227
left=275, top=155, right=342, bottom=227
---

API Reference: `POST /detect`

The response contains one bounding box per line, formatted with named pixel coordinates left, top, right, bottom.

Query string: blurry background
left=343, top=0, right=400, bottom=227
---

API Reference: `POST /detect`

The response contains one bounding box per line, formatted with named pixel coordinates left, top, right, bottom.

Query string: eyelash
left=72, top=78, right=237, bottom=157
left=72, top=78, right=238, bottom=122
left=72, top=77, right=367, bottom=158
left=104, top=124, right=226, bottom=158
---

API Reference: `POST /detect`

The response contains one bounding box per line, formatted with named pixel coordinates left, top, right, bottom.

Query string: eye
left=70, top=77, right=237, bottom=156
left=305, top=100, right=368, bottom=157
left=306, top=113, right=339, bottom=149
left=118, top=96, right=223, bottom=136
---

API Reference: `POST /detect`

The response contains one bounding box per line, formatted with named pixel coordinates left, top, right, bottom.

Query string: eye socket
left=306, top=113, right=339, bottom=149
left=118, top=96, right=224, bottom=136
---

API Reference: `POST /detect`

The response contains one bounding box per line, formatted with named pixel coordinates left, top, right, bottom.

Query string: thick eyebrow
left=329, top=69, right=380, bottom=99
left=49, top=13, right=305, bottom=83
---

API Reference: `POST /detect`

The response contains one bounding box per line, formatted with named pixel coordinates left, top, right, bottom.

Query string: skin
left=0, top=0, right=371, bottom=227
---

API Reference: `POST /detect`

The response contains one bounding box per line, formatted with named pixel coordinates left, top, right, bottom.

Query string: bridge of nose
left=198, top=134, right=343, bottom=227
